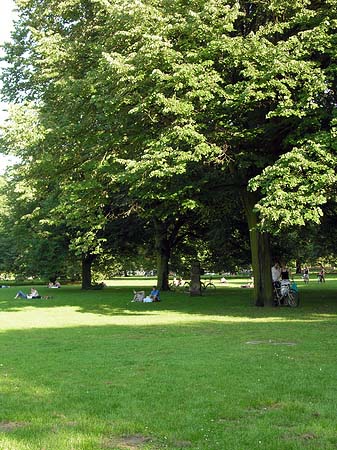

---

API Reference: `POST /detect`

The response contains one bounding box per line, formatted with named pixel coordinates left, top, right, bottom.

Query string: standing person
left=303, top=267, right=309, bottom=284
left=271, top=263, right=281, bottom=284
left=281, top=265, right=291, bottom=281
left=271, top=263, right=282, bottom=307
left=318, top=264, right=325, bottom=283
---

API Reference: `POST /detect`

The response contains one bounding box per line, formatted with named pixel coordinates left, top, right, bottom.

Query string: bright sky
left=0, top=0, right=19, bottom=173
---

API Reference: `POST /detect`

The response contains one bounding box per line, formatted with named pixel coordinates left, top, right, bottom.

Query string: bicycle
left=183, top=280, right=216, bottom=293
left=273, top=280, right=299, bottom=307
left=201, top=280, right=216, bottom=290
left=168, top=281, right=178, bottom=291
left=169, top=279, right=188, bottom=291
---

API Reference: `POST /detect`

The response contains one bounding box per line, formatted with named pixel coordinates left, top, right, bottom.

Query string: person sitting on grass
left=150, top=286, right=160, bottom=302
left=48, top=280, right=61, bottom=288
left=15, top=287, right=41, bottom=299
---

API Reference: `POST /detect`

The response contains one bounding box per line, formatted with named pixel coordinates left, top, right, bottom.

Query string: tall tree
left=95, top=0, right=334, bottom=304
left=246, top=1, right=337, bottom=270
left=1, top=1, right=123, bottom=287
left=2, top=0, right=334, bottom=304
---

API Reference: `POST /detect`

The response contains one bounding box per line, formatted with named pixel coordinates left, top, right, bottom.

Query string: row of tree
left=0, top=0, right=336, bottom=305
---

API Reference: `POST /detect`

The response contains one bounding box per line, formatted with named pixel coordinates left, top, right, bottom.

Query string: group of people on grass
left=11, top=266, right=327, bottom=303
left=14, top=283, right=159, bottom=303
left=271, top=263, right=291, bottom=285
left=14, top=279, right=61, bottom=300
left=272, top=262, right=326, bottom=285
left=132, top=286, right=160, bottom=303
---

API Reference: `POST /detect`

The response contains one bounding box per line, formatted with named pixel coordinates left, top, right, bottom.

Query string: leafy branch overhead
left=0, top=0, right=336, bottom=288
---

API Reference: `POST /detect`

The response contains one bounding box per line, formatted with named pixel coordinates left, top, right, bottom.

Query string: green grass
left=0, top=278, right=336, bottom=449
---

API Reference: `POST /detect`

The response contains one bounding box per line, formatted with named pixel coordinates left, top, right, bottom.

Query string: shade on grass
left=0, top=278, right=336, bottom=449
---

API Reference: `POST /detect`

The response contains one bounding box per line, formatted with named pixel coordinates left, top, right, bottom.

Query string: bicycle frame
left=273, top=280, right=299, bottom=307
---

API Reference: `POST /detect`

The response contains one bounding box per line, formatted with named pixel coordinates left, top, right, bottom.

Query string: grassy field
left=0, top=277, right=336, bottom=450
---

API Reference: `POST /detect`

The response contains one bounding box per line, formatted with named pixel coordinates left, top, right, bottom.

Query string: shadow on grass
left=0, top=319, right=336, bottom=450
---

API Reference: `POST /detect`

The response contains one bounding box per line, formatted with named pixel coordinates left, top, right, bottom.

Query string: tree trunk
left=154, top=220, right=170, bottom=290
left=190, top=261, right=202, bottom=296
left=49, top=274, right=57, bottom=284
left=241, top=190, right=273, bottom=306
left=81, top=253, right=95, bottom=290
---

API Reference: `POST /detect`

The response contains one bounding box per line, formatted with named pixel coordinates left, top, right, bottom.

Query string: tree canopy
left=0, top=0, right=336, bottom=301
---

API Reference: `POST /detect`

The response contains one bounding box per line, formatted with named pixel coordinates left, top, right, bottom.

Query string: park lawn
left=0, top=280, right=336, bottom=450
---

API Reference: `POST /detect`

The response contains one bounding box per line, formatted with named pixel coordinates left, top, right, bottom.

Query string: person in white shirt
left=271, top=263, right=281, bottom=284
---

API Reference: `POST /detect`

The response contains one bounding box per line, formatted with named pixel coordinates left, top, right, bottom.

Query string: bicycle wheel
left=183, top=281, right=190, bottom=293
left=287, top=289, right=299, bottom=307
left=200, top=282, right=206, bottom=290
left=169, top=283, right=176, bottom=291
left=205, top=282, right=216, bottom=290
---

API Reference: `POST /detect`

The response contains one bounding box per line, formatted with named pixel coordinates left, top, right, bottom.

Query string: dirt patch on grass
left=65, top=421, right=78, bottom=427
left=283, top=432, right=318, bottom=442
left=217, top=416, right=243, bottom=424
left=300, top=433, right=317, bottom=440
left=0, top=421, right=26, bottom=432
left=102, top=434, right=152, bottom=449
left=248, top=402, right=284, bottom=413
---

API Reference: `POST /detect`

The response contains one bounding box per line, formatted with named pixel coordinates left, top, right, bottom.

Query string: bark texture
left=241, top=190, right=273, bottom=306
left=81, top=253, right=95, bottom=290
left=190, top=260, right=202, bottom=296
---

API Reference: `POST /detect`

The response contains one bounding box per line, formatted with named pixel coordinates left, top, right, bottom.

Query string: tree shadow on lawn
left=0, top=284, right=337, bottom=323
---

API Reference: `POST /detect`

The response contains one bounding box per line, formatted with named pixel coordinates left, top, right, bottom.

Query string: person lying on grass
left=241, top=278, right=254, bottom=289
left=15, top=287, right=41, bottom=299
left=14, top=288, right=52, bottom=300
left=132, top=290, right=145, bottom=302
